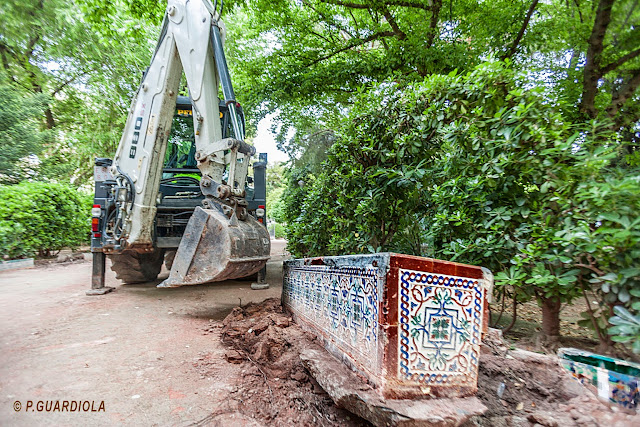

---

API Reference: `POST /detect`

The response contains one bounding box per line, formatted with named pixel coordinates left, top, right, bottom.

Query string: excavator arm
left=93, top=0, right=269, bottom=290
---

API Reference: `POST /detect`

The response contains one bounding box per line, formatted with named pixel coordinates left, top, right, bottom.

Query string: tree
left=0, top=0, right=158, bottom=185
left=579, top=0, right=640, bottom=127
left=0, top=85, right=50, bottom=183
left=282, top=63, right=640, bottom=346
left=225, top=0, right=549, bottom=149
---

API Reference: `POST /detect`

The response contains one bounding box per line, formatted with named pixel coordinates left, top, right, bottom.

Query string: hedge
left=0, top=182, right=92, bottom=258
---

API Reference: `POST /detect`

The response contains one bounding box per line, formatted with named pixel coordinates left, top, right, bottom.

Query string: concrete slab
left=300, top=348, right=487, bottom=426
left=0, top=258, right=34, bottom=271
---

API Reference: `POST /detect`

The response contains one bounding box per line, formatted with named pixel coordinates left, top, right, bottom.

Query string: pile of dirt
left=219, top=298, right=369, bottom=426
left=474, top=330, right=639, bottom=426
left=218, top=298, right=639, bottom=427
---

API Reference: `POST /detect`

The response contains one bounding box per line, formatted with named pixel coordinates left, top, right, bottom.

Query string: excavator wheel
left=110, top=249, right=165, bottom=284
left=164, top=250, right=176, bottom=270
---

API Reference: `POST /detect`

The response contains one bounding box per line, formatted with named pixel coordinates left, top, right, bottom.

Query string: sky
left=252, top=113, right=289, bottom=164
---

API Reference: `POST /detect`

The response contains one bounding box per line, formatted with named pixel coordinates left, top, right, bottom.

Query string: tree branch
left=600, top=47, right=640, bottom=75
left=382, top=7, right=407, bottom=40
left=606, top=69, right=640, bottom=119
left=623, top=0, right=639, bottom=29
left=305, top=31, right=395, bottom=66
left=309, top=30, right=332, bottom=44
left=501, top=0, right=540, bottom=61
left=573, top=0, right=584, bottom=23
left=575, top=262, right=605, bottom=276
left=302, top=0, right=356, bottom=39
left=51, top=69, right=94, bottom=96
left=319, top=0, right=368, bottom=9
left=425, top=0, right=442, bottom=48
left=318, top=0, right=433, bottom=11
left=25, top=35, right=41, bottom=59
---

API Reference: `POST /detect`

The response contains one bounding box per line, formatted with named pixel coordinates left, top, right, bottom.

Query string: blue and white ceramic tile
left=398, top=268, right=483, bottom=386
left=283, top=265, right=381, bottom=367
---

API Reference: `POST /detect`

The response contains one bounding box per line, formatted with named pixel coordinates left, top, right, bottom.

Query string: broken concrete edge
left=300, top=347, right=487, bottom=427
left=86, top=287, right=115, bottom=296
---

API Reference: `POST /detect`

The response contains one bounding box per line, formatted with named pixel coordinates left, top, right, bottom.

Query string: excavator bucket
left=158, top=207, right=270, bottom=287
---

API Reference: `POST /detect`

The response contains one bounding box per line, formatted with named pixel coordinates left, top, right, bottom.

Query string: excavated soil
left=220, top=298, right=640, bottom=427
left=218, top=298, right=369, bottom=426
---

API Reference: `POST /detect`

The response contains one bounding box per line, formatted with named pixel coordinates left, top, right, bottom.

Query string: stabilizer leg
left=87, top=252, right=115, bottom=296
left=251, top=265, right=269, bottom=290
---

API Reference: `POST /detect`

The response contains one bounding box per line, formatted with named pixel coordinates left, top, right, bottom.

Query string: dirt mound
left=219, top=298, right=639, bottom=427
left=220, top=298, right=369, bottom=426
left=474, top=332, right=639, bottom=426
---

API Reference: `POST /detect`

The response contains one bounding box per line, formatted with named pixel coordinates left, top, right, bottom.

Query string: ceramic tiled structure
left=283, top=253, right=493, bottom=399
left=559, top=348, right=639, bottom=412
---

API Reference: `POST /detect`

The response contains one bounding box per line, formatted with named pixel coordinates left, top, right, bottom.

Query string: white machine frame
left=111, top=0, right=250, bottom=248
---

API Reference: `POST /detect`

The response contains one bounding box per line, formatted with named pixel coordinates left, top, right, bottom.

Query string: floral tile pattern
left=398, top=268, right=483, bottom=386
left=283, top=265, right=382, bottom=366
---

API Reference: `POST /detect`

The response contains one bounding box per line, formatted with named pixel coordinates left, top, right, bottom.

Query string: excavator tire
left=164, top=250, right=176, bottom=270
left=110, top=249, right=164, bottom=284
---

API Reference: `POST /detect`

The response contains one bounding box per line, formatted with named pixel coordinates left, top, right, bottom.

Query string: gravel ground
left=0, top=241, right=286, bottom=426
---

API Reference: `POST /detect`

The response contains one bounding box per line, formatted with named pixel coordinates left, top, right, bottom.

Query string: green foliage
left=609, top=306, right=640, bottom=354
left=267, top=187, right=286, bottom=223
left=268, top=222, right=286, bottom=239
left=281, top=166, right=333, bottom=256
left=0, top=85, right=51, bottom=183
left=282, top=62, right=640, bottom=346
left=0, top=0, right=158, bottom=185
left=218, top=0, right=640, bottom=159
left=0, top=182, right=92, bottom=258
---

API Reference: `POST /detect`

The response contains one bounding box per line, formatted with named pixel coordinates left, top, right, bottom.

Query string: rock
left=252, top=318, right=271, bottom=335
left=291, top=370, right=307, bottom=383
left=300, top=348, right=487, bottom=426
left=509, top=349, right=556, bottom=366
left=527, top=412, right=559, bottom=427
left=274, top=317, right=291, bottom=328
left=223, top=328, right=245, bottom=339
left=225, top=350, right=245, bottom=364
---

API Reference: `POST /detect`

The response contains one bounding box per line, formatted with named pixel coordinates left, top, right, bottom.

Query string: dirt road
left=0, top=240, right=288, bottom=426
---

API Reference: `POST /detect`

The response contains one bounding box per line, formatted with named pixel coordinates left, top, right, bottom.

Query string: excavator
left=88, top=0, right=270, bottom=294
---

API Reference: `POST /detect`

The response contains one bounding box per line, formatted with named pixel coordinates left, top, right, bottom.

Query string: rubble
left=219, top=299, right=640, bottom=427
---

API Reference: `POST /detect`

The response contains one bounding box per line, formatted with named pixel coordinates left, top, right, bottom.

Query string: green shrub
left=281, top=63, right=640, bottom=349
left=609, top=306, right=640, bottom=354
left=274, top=223, right=285, bottom=239
left=0, top=182, right=91, bottom=258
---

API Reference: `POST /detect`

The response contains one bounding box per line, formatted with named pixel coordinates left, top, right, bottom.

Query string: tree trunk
left=44, top=107, right=55, bottom=129
left=580, top=0, right=615, bottom=117
left=540, top=296, right=561, bottom=342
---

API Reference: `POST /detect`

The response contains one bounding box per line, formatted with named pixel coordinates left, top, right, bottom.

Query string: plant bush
left=0, top=182, right=92, bottom=258
left=282, top=63, right=640, bottom=349
left=609, top=307, right=640, bottom=354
